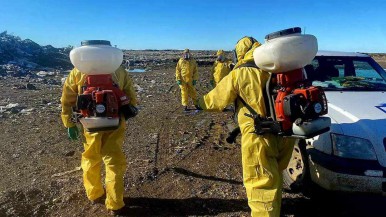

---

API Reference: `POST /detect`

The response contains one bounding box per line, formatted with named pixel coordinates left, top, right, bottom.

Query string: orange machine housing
left=274, top=69, right=328, bottom=132
left=77, top=74, right=130, bottom=119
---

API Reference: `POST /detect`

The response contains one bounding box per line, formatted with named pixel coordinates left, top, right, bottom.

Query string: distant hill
left=0, top=31, right=72, bottom=70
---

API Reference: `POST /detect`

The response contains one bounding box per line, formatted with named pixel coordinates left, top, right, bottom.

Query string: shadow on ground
left=169, top=167, right=243, bottom=185
left=116, top=193, right=386, bottom=217
left=119, top=197, right=249, bottom=216
left=281, top=190, right=386, bottom=217
left=120, top=167, right=385, bottom=217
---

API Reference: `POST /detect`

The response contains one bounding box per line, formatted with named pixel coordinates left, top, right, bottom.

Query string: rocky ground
left=0, top=63, right=385, bottom=217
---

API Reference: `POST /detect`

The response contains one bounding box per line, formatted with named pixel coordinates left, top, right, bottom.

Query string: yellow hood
left=234, top=37, right=261, bottom=68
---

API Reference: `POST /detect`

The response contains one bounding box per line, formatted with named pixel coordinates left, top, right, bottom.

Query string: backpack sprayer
left=227, top=27, right=331, bottom=143
left=69, top=40, right=137, bottom=132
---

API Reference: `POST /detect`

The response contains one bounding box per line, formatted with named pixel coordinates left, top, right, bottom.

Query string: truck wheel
left=283, top=140, right=311, bottom=192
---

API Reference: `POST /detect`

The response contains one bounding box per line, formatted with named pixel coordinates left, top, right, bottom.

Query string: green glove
left=67, top=126, right=79, bottom=140
left=193, top=80, right=197, bottom=86
left=210, top=80, right=214, bottom=86
left=177, top=80, right=182, bottom=85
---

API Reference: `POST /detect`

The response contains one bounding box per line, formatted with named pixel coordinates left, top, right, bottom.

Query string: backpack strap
left=234, top=61, right=260, bottom=70
left=238, top=94, right=281, bottom=135
left=237, top=96, right=258, bottom=116
left=234, top=61, right=271, bottom=118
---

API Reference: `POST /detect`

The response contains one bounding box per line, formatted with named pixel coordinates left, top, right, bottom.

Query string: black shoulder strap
left=238, top=95, right=258, bottom=116
left=234, top=61, right=272, bottom=118
left=234, top=61, right=260, bottom=70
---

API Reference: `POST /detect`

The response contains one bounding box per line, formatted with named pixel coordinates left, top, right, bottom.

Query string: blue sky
left=1, top=0, right=386, bottom=52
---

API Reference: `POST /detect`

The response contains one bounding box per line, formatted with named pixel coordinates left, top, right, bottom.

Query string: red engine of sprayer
left=77, top=74, right=130, bottom=118
left=274, top=69, right=328, bottom=132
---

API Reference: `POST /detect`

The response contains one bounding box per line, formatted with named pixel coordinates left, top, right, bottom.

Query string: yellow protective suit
left=61, top=66, right=137, bottom=211
left=211, top=50, right=233, bottom=87
left=198, top=37, right=295, bottom=217
left=176, top=56, right=198, bottom=106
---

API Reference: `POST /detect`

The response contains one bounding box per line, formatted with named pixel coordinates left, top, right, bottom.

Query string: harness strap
left=234, top=61, right=271, bottom=118
left=233, top=61, right=284, bottom=135
left=234, top=61, right=260, bottom=70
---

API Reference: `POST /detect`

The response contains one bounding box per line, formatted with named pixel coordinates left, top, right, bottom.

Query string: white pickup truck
left=284, top=51, right=386, bottom=195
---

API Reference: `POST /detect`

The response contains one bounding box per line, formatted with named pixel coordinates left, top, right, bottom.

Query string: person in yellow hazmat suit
left=61, top=65, right=137, bottom=214
left=197, top=37, right=296, bottom=217
left=176, top=49, right=199, bottom=111
left=210, top=49, right=233, bottom=87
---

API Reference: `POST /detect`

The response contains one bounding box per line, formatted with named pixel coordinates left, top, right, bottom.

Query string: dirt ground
left=371, top=54, right=386, bottom=68
left=0, top=66, right=385, bottom=217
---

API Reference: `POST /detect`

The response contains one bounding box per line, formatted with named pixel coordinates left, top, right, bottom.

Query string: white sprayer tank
left=70, top=40, right=123, bottom=75
left=253, top=27, right=318, bottom=73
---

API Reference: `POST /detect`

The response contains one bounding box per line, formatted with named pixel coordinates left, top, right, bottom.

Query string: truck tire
left=283, top=140, right=311, bottom=192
